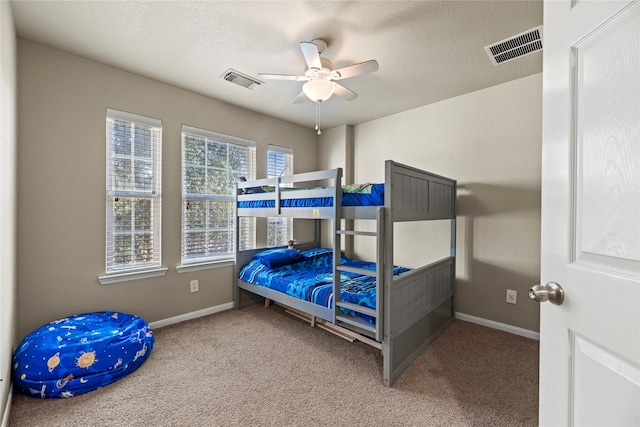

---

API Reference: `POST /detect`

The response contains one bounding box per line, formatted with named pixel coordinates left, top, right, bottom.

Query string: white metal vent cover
left=220, top=69, right=263, bottom=90
left=485, top=25, right=543, bottom=65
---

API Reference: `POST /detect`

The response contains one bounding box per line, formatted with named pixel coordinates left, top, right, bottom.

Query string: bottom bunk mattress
left=238, top=247, right=410, bottom=323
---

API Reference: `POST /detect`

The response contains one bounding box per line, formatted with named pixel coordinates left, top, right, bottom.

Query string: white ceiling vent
left=485, top=26, right=543, bottom=65
left=221, top=69, right=263, bottom=90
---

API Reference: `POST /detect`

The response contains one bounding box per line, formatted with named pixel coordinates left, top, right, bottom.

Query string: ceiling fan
left=258, top=39, right=379, bottom=105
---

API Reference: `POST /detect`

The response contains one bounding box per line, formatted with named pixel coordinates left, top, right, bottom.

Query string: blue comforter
left=239, top=248, right=409, bottom=323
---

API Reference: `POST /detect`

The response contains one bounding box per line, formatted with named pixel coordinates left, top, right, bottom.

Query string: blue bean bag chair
left=12, top=311, right=154, bottom=398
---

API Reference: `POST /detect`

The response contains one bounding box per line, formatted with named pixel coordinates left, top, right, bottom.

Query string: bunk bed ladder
left=333, top=207, right=385, bottom=342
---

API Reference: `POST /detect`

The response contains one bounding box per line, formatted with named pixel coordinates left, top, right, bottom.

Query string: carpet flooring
left=9, top=304, right=539, bottom=426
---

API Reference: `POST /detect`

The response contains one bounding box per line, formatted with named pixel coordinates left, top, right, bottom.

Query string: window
left=181, top=126, right=255, bottom=265
left=105, top=109, right=162, bottom=275
left=267, top=145, right=293, bottom=247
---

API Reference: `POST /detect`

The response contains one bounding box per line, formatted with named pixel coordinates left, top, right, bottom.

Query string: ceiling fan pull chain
left=315, top=102, right=322, bottom=135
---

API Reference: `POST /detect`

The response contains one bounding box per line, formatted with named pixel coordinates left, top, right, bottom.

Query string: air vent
left=485, top=26, right=543, bottom=65
left=220, top=69, right=263, bottom=90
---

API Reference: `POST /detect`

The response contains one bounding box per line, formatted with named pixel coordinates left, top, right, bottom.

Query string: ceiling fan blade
left=332, top=60, right=379, bottom=80
left=258, top=73, right=307, bottom=81
left=300, top=42, right=322, bottom=70
left=334, top=83, right=358, bottom=101
left=291, top=91, right=308, bottom=104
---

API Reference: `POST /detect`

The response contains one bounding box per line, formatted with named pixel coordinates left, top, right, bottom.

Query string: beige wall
left=317, top=124, right=353, bottom=182
left=317, top=124, right=354, bottom=250
left=0, top=0, right=17, bottom=421
left=349, top=74, right=542, bottom=332
left=16, top=40, right=318, bottom=339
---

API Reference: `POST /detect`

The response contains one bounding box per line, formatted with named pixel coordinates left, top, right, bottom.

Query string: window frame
left=99, top=108, right=166, bottom=284
left=179, top=125, right=256, bottom=270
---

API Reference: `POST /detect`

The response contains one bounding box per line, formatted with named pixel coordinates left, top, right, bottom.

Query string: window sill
left=176, top=259, right=234, bottom=273
left=98, top=267, right=169, bottom=285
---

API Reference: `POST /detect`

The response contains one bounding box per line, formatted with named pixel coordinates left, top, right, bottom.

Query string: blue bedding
left=239, top=248, right=409, bottom=323
left=238, top=183, right=385, bottom=209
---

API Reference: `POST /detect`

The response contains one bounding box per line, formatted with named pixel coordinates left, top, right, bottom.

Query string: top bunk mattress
left=237, top=183, right=384, bottom=209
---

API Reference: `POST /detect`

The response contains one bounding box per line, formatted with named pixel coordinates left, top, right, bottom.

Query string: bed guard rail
left=236, top=168, right=343, bottom=217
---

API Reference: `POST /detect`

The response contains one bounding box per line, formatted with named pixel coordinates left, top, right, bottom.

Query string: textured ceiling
left=11, top=0, right=543, bottom=131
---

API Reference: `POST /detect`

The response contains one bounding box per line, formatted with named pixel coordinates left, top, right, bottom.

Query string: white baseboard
left=144, top=305, right=539, bottom=339
left=454, top=312, right=540, bottom=341
left=1, top=388, right=12, bottom=427
left=149, top=302, right=234, bottom=329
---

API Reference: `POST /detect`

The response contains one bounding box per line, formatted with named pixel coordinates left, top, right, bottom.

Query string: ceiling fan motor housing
left=311, top=39, right=328, bottom=54
left=319, top=57, right=333, bottom=71
left=305, top=57, right=334, bottom=79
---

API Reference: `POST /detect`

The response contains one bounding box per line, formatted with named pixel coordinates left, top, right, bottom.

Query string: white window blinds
left=181, top=126, right=256, bottom=264
left=267, top=145, right=293, bottom=247
left=105, top=109, right=162, bottom=273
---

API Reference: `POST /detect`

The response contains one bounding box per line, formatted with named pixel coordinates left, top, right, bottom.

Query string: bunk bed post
left=375, top=206, right=385, bottom=343
left=275, top=177, right=282, bottom=215
left=382, top=160, right=394, bottom=387
left=450, top=219, right=457, bottom=257
left=332, top=168, right=343, bottom=324
left=451, top=181, right=457, bottom=258
left=315, top=219, right=321, bottom=247
left=234, top=181, right=241, bottom=310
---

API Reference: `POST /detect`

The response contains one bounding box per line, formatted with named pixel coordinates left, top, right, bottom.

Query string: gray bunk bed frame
left=234, top=160, right=456, bottom=387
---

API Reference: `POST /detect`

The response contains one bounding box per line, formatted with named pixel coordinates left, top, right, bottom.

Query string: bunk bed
left=234, top=160, right=456, bottom=387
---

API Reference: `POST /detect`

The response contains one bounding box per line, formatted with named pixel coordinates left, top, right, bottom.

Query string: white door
left=538, top=0, right=640, bottom=425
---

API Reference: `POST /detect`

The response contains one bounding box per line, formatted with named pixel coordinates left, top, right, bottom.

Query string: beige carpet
left=9, top=304, right=539, bottom=426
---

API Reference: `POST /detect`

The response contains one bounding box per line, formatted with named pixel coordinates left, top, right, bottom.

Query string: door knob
left=529, top=282, right=564, bottom=305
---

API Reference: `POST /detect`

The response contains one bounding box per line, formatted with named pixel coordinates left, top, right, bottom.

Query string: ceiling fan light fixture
left=302, top=79, right=336, bottom=103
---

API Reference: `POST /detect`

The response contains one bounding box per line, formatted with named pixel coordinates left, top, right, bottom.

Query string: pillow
left=253, top=248, right=306, bottom=268
left=342, top=182, right=373, bottom=194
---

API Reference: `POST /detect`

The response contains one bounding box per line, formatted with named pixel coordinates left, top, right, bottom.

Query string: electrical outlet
left=190, top=279, right=199, bottom=293
left=506, top=289, right=517, bottom=304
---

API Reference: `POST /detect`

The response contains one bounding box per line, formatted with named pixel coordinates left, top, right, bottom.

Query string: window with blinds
left=105, top=109, right=162, bottom=274
left=181, top=126, right=256, bottom=264
left=267, top=145, right=293, bottom=247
